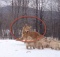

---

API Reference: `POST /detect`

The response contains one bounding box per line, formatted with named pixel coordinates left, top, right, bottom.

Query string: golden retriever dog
left=22, top=24, right=31, bottom=36
left=21, top=24, right=42, bottom=42
left=15, top=24, right=31, bottom=42
left=21, top=24, right=32, bottom=40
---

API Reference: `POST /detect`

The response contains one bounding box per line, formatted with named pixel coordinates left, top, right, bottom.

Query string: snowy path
left=0, top=40, right=60, bottom=57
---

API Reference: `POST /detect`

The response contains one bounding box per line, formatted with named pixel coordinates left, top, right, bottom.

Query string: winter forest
left=0, top=0, right=60, bottom=39
left=0, top=0, right=60, bottom=57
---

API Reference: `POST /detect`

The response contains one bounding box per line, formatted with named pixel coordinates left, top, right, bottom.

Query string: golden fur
left=15, top=24, right=60, bottom=50
left=22, top=24, right=42, bottom=41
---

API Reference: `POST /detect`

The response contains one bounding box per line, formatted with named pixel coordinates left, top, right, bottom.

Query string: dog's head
left=23, top=24, right=32, bottom=32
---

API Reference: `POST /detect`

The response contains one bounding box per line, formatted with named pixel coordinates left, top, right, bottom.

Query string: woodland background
left=0, top=0, right=60, bottom=39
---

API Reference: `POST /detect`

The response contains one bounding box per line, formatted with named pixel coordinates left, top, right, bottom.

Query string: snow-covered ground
left=0, top=39, right=60, bottom=57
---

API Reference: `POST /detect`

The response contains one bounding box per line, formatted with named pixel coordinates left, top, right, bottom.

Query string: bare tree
left=57, top=0, right=60, bottom=39
left=36, top=0, right=38, bottom=32
left=39, top=0, right=44, bottom=34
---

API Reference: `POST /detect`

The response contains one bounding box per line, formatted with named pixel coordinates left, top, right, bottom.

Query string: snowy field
left=0, top=39, right=60, bottom=57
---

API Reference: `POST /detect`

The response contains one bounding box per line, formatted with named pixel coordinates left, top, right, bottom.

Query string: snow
left=0, top=39, right=60, bottom=57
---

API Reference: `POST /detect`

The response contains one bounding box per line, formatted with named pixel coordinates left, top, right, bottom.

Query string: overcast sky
left=0, top=0, right=12, bottom=7
left=0, top=0, right=59, bottom=11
